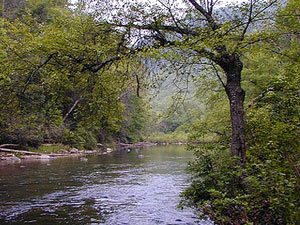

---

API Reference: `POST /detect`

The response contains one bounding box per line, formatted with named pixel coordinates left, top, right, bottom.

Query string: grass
left=30, top=144, right=70, bottom=153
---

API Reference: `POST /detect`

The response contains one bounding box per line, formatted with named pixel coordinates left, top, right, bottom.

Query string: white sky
left=75, top=0, right=249, bottom=7
left=71, top=0, right=249, bottom=14
left=144, top=0, right=249, bottom=8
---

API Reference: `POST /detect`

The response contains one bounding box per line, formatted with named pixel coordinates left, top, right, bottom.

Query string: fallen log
left=48, top=153, right=67, bottom=156
left=0, top=148, right=42, bottom=155
left=0, top=144, right=20, bottom=148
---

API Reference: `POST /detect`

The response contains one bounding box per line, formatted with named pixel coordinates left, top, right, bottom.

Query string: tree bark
left=217, top=54, right=246, bottom=168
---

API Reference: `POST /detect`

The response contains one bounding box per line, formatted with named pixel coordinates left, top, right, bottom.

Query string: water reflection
left=0, top=145, right=210, bottom=225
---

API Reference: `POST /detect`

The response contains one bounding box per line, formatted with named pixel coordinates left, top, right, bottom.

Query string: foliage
left=181, top=141, right=299, bottom=225
left=63, top=126, right=98, bottom=149
left=180, top=144, right=247, bottom=224
left=147, top=130, right=188, bottom=143
left=181, top=63, right=300, bottom=224
left=181, top=1, right=300, bottom=223
left=119, top=94, right=152, bottom=143
left=0, top=0, right=150, bottom=148
left=31, top=143, right=70, bottom=153
left=0, top=0, right=28, bottom=19
left=147, top=73, right=204, bottom=142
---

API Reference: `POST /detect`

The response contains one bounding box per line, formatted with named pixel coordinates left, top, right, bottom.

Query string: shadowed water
left=0, top=145, right=211, bottom=225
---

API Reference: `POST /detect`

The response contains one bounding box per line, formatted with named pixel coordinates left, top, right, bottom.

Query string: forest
left=0, top=0, right=299, bottom=224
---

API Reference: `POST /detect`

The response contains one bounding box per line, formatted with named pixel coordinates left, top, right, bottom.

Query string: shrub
left=63, top=126, right=97, bottom=150
left=180, top=141, right=300, bottom=224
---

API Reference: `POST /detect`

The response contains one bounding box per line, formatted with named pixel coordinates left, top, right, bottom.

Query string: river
left=0, top=145, right=211, bottom=225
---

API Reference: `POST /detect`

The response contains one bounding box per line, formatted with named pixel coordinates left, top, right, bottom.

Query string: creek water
left=0, top=145, right=211, bottom=225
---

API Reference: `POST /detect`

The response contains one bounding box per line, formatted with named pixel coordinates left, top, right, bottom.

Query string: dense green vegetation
left=0, top=0, right=151, bottom=148
left=147, top=79, right=200, bottom=143
left=180, top=1, right=300, bottom=224
left=0, top=0, right=299, bottom=224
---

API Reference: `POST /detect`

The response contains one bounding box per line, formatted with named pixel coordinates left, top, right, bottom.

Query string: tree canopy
left=0, top=0, right=150, bottom=147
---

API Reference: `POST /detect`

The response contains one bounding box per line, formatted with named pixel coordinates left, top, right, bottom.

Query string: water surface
left=0, top=145, right=209, bottom=225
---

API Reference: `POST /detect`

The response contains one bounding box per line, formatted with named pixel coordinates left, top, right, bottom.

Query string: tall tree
left=180, top=1, right=300, bottom=223
left=101, top=0, right=278, bottom=167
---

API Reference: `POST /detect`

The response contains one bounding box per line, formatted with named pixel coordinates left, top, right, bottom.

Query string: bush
left=63, top=126, right=97, bottom=150
left=42, top=124, right=66, bottom=143
left=180, top=142, right=300, bottom=225
left=0, top=114, right=43, bottom=148
left=180, top=144, right=249, bottom=224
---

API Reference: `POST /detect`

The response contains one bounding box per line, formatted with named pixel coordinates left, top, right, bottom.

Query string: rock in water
left=80, top=157, right=88, bottom=162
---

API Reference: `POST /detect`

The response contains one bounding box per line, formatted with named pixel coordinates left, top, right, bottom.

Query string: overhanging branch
left=21, top=53, right=57, bottom=95
left=82, top=56, right=121, bottom=73
left=188, top=0, right=219, bottom=30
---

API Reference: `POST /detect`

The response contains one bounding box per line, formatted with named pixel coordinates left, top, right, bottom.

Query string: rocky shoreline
left=0, top=148, right=104, bottom=164
left=0, top=142, right=161, bottom=165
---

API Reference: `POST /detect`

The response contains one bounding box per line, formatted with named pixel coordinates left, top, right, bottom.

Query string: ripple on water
left=0, top=145, right=212, bottom=225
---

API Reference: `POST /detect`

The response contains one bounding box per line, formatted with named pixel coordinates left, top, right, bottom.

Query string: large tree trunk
left=226, top=76, right=246, bottom=168
left=218, top=54, right=246, bottom=168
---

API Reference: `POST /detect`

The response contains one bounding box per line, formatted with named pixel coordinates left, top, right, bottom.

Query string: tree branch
left=211, top=62, right=226, bottom=88
left=239, top=0, right=253, bottom=42
left=110, top=22, right=199, bottom=36
left=21, top=53, right=56, bottom=95
left=63, top=96, right=82, bottom=121
left=247, top=87, right=275, bottom=109
left=157, top=0, right=187, bottom=35
left=188, top=0, right=219, bottom=30
left=0, top=144, right=19, bottom=148
left=81, top=55, right=121, bottom=73
left=207, top=128, right=225, bottom=136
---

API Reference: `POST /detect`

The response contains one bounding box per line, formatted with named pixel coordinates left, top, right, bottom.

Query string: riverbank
left=0, top=142, right=160, bottom=164
left=0, top=147, right=104, bottom=164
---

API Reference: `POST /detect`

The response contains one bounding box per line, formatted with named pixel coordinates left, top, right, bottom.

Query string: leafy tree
left=100, top=0, right=279, bottom=167
left=0, top=0, right=147, bottom=147
left=119, top=93, right=151, bottom=143
left=180, top=1, right=300, bottom=223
